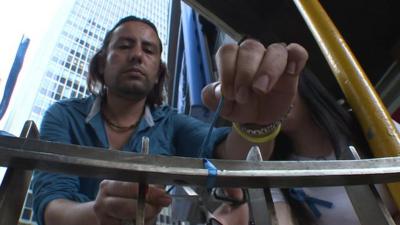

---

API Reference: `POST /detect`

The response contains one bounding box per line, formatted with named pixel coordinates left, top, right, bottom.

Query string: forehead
left=111, top=21, right=160, bottom=45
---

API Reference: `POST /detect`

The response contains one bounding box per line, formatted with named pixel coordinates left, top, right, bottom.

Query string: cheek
left=146, top=59, right=161, bottom=83
left=103, top=52, right=122, bottom=75
left=106, top=51, right=120, bottom=65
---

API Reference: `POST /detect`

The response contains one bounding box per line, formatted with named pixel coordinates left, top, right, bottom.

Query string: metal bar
left=342, top=146, right=395, bottom=225
left=293, top=0, right=400, bottom=209
left=263, top=189, right=278, bottom=225
left=246, top=146, right=274, bottom=225
left=2, top=136, right=400, bottom=188
left=182, top=0, right=242, bottom=41
left=0, top=121, right=38, bottom=225
left=136, top=137, right=149, bottom=225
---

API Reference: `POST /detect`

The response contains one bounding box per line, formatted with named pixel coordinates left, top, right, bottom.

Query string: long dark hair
left=273, top=68, right=369, bottom=224
left=87, top=16, right=167, bottom=106
left=273, top=68, right=369, bottom=159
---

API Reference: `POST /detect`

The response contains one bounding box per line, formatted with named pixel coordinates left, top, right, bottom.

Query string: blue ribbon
left=203, top=159, right=217, bottom=189
left=289, top=188, right=334, bottom=218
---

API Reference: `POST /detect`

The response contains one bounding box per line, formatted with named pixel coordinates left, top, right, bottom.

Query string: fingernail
left=160, top=196, right=172, bottom=206
left=286, top=62, right=296, bottom=75
left=253, top=76, right=269, bottom=94
left=236, top=87, right=249, bottom=103
left=215, top=83, right=222, bottom=99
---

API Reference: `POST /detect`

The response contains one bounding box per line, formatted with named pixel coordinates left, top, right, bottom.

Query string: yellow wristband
left=233, top=122, right=281, bottom=143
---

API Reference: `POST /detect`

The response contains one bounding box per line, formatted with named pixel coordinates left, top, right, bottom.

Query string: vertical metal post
left=342, top=146, right=395, bottom=225
left=0, top=121, right=39, bottom=225
left=293, top=0, right=400, bottom=209
left=136, top=137, right=150, bottom=225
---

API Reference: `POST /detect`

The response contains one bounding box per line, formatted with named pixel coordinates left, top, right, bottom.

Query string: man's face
left=102, top=21, right=161, bottom=101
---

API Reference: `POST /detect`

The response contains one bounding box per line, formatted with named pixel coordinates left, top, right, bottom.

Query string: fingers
left=203, top=41, right=308, bottom=125
left=271, top=43, right=308, bottom=95
left=103, top=196, right=163, bottom=220
left=214, top=41, right=308, bottom=102
left=216, top=43, right=238, bottom=100
left=224, top=187, right=244, bottom=201
left=252, top=43, right=288, bottom=94
left=286, top=43, right=308, bottom=76
left=99, top=180, right=137, bottom=198
left=95, top=180, right=171, bottom=223
left=99, top=180, right=170, bottom=206
left=234, top=40, right=265, bottom=103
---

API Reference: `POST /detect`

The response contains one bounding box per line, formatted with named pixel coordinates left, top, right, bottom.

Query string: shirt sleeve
left=172, top=113, right=231, bottom=158
left=32, top=103, right=90, bottom=225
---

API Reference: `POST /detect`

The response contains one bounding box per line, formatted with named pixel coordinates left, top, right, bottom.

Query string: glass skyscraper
left=17, top=1, right=172, bottom=224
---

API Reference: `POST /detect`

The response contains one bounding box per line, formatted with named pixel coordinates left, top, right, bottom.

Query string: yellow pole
left=293, top=0, right=400, bottom=208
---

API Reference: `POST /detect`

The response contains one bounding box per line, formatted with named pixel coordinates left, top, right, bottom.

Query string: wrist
left=232, top=104, right=294, bottom=144
left=233, top=121, right=281, bottom=143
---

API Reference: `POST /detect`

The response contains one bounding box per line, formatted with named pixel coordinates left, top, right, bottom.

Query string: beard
left=108, top=73, right=157, bottom=101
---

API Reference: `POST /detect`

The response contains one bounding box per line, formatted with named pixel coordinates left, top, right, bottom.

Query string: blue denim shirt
left=32, top=95, right=230, bottom=225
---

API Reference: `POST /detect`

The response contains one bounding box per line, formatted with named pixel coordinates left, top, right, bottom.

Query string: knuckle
left=99, top=180, right=112, bottom=192
left=240, top=39, right=265, bottom=51
left=266, top=43, right=288, bottom=58
left=288, top=43, right=309, bottom=60
left=217, top=43, right=238, bottom=56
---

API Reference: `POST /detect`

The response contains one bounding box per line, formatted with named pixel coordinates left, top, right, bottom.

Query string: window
left=79, top=86, right=85, bottom=93
left=39, top=88, right=47, bottom=95
left=32, top=106, right=42, bottom=114
left=57, top=85, right=63, bottom=95
left=21, top=208, right=32, bottom=220
left=25, top=192, right=33, bottom=208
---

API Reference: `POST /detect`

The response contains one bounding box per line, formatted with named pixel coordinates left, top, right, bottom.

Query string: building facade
left=17, top=1, right=172, bottom=224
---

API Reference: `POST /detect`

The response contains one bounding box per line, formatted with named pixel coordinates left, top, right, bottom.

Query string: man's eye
left=144, top=48, right=155, bottom=54
left=118, top=44, right=130, bottom=49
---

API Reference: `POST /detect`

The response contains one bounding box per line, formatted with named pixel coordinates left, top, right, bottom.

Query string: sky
left=0, top=0, right=66, bottom=82
left=0, top=0, right=67, bottom=183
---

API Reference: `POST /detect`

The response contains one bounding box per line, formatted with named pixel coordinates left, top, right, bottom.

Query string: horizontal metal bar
left=1, top=136, right=400, bottom=188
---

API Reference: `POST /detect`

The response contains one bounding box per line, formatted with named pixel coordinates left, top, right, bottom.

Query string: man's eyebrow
left=115, top=37, right=159, bottom=50
left=142, top=40, right=158, bottom=49
left=115, top=37, right=135, bottom=43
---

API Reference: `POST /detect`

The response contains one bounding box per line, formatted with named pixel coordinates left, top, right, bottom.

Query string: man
left=32, top=16, right=308, bottom=225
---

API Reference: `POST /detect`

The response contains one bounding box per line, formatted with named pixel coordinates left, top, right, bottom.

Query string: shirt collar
left=85, top=95, right=155, bottom=127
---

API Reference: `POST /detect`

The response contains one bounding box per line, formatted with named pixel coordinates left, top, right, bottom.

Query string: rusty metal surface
left=0, top=121, right=38, bottom=225
left=1, top=135, right=400, bottom=188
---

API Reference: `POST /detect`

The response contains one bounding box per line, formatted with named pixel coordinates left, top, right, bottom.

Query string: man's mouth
left=123, top=67, right=145, bottom=78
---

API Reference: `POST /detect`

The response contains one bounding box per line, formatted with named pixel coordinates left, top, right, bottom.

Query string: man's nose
left=129, top=46, right=143, bottom=63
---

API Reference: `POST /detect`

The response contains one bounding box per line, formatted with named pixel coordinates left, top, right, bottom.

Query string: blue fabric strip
left=203, top=158, right=217, bottom=188
left=289, top=188, right=334, bottom=218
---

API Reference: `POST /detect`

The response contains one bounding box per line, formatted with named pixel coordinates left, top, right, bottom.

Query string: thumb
left=146, top=186, right=171, bottom=207
left=201, top=81, right=222, bottom=111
